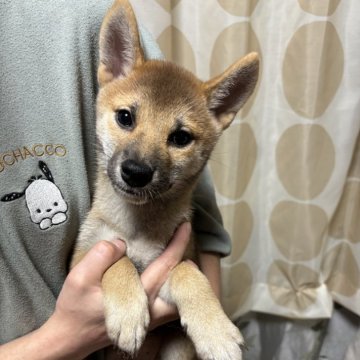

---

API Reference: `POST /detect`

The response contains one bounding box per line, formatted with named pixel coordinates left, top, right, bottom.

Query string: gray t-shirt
left=0, top=0, right=230, bottom=347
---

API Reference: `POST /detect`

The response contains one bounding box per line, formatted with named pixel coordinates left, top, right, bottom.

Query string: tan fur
left=71, top=0, right=259, bottom=358
left=102, top=257, right=150, bottom=355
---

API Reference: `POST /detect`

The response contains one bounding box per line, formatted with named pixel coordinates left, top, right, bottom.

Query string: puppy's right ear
left=98, top=0, right=144, bottom=87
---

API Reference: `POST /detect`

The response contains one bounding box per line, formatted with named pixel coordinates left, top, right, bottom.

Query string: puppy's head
left=96, top=0, right=259, bottom=205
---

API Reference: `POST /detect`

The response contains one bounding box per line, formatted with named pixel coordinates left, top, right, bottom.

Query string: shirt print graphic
left=1, top=161, right=68, bottom=230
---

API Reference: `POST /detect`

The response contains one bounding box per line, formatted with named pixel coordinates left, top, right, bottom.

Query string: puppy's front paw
left=104, top=288, right=150, bottom=356
left=184, top=312, right=244, bottom=360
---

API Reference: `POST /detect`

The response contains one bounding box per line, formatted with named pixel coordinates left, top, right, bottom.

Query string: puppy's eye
left=168, top=130, right=193, bottom=148
left=116, top=109, right=134, bottom=129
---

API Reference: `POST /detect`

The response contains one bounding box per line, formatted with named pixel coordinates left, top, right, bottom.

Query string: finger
left=72, top=240, right=126, bottom=285
left=162, top=222, right=192, bottom=261
left=141, top=222, right=191, bottom=298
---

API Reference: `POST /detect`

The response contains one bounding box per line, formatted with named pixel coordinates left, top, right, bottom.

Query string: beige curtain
left=132, top=0, right=360, bottom=320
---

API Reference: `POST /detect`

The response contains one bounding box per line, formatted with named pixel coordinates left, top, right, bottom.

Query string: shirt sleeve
left=191, top=167, right=232, bottom=257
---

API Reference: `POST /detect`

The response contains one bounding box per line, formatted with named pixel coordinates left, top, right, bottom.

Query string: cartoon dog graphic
left=1, top=161, right=68, bottom=230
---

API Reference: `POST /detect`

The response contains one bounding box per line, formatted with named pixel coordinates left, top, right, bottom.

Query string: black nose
left=121, top=159, right=154, bottom=188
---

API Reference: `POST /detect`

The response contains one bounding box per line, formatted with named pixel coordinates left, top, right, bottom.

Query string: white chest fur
left=78, top=177, right=193, bottom=272
left=82, top=222, right=166, bottom=272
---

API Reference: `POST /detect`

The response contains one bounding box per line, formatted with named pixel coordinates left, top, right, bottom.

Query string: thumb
left=141, top=222, right=191, bottom=299
left=72, top=240, right=126, bottom=285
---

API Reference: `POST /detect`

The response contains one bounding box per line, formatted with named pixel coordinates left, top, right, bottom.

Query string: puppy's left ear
left=203, top=52, right=259, bottom=129
left=98, top=0, right=145, bottom=87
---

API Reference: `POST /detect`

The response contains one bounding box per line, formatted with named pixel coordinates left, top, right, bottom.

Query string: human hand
left=52, top=222, right=192, bottom=358
left=141, top=221, right=192, bottom=331
left=0, top=224, right=192, bottom=360
left=0, top=239, right=126, bottom=360
left=44, top=240, right=127, bottom=359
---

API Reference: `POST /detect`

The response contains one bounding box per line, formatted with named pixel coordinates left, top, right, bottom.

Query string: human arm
left=0, top=240, right=125, bottom=360
left=192, top=167, right=231, bottom=301
left=199, top=252, right=221, bottom=299
left=0, top=223, right=192, bottom=360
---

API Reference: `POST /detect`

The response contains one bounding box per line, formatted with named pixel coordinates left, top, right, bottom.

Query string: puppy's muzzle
left=121, top=159, right=154, bottom=188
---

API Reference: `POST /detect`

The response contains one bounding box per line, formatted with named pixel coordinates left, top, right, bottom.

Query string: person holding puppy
left=0, top=0, right=231, bottom=359
left=1, top=223, right=193, bottom=359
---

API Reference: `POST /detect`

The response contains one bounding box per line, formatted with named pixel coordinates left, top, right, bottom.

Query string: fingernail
left=112, top=239, right=126, bottom=251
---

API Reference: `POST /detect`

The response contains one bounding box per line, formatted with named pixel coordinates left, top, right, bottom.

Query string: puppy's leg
left=103, top=257, right=150, bottom=356
left=164, top=262, right=244, bottom=360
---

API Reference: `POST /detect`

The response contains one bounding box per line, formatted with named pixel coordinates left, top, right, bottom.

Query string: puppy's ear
left=98, top=0, right=144, bottom=87
left=203, top=52, right=259, bottom=130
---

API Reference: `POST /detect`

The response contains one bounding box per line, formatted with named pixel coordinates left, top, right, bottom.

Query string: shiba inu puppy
left=71, top=0, right=259, bottom=358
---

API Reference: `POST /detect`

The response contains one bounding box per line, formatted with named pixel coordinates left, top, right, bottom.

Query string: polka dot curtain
left=131, top=0, right=360, bottom=319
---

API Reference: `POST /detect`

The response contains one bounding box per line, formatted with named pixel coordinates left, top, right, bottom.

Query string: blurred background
left=132, top=0, right=360, bottom=358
